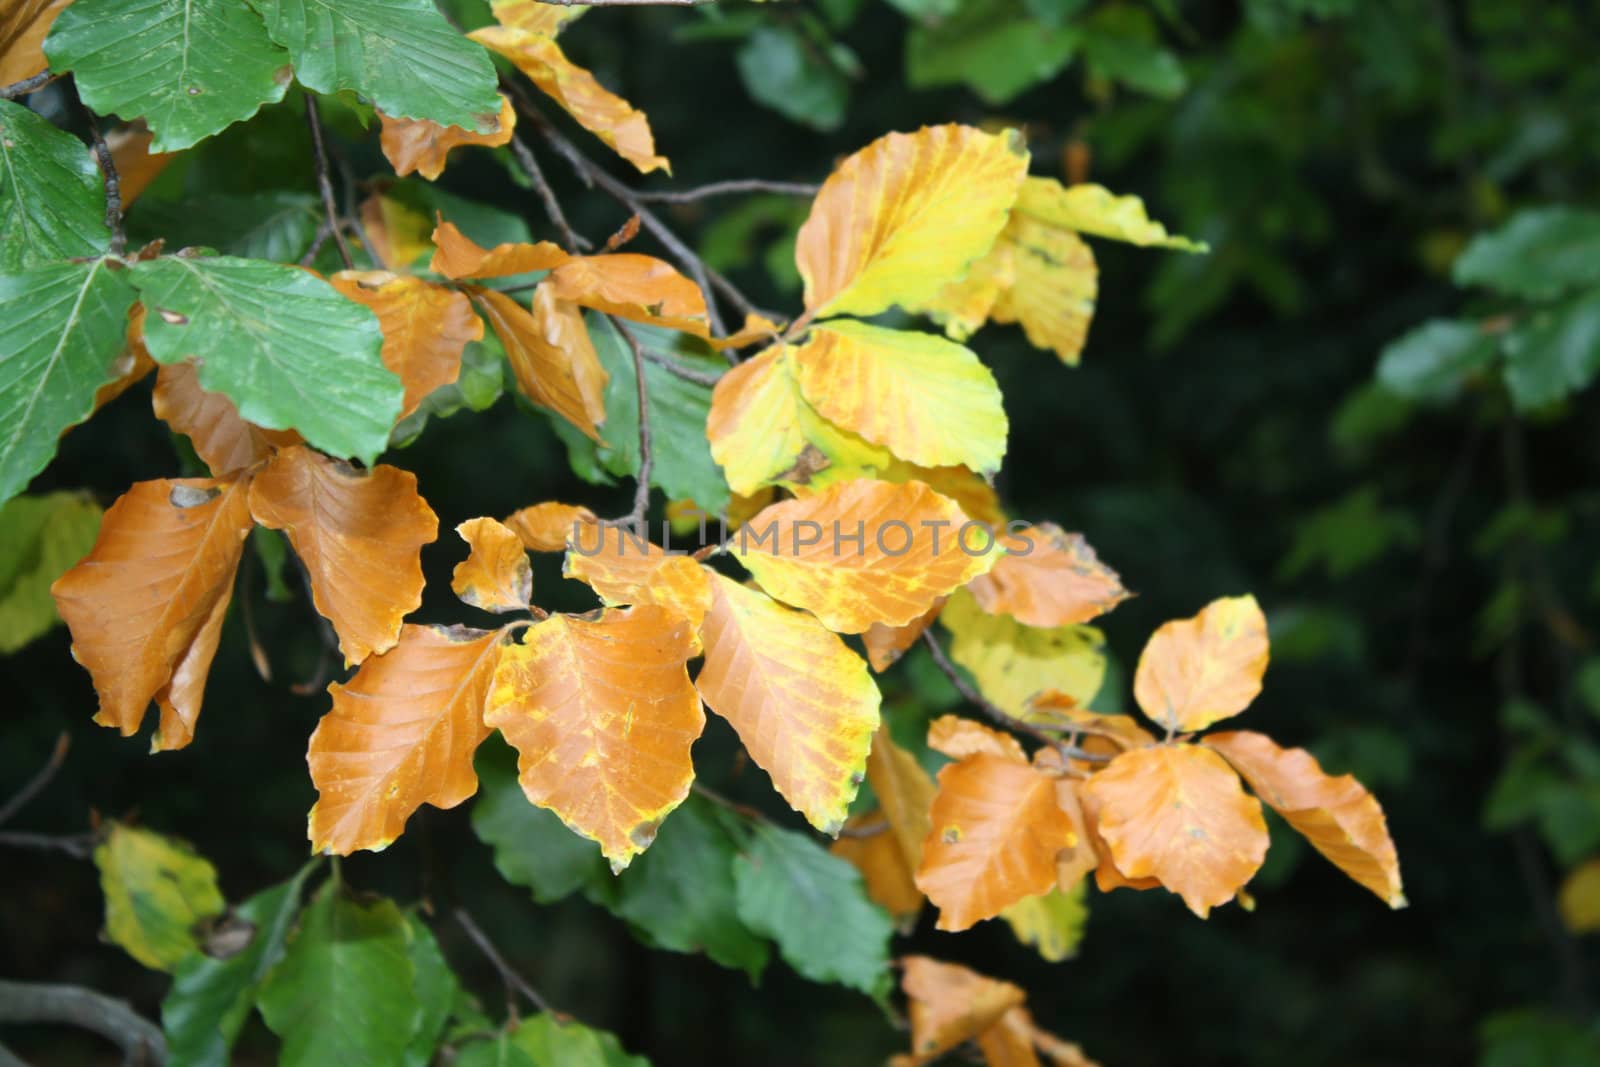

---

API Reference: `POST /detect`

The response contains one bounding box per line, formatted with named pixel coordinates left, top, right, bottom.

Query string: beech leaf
left=0, top=99, right=112, bottom=269
left=152, top=361, right=300, bottom=477
left=899, top=956, right=1026, bottom=1062
left=968, top=524, right=1130, bottom=628
left=472, top=286, right=609, bottom=441
left=451, top=518, right=533, bottom=613
left=379, top=96, right=516, bottom=181
left=940, top=587, right=1107, bottom=720
left=329, top=271, right=484, bottom=421
left=1133, top=594, right=1269, bottom=733
left=504, top=501, right=599, bottom=552
left=95, top=822, right=225, bottom=971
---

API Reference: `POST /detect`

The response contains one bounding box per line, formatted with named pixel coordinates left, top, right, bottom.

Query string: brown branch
left=633, top=179, right=819, bottom=204
left=642, top=348, right=722, bottom=387
left=304, top=97, right=354, bottom=270
left=0, top=830, right=96, bottom=859
left=84, top=113, right=125, bottom=257
left=0, top=980, right=166, bottom=1065
left=454, top=908, right=554, bottom=1016
left=508, top=135, right=588, bottom=252
left=609, top=317, right=653, bottom=527
left=0, top=72, right=52, bottom=100
left=0, top=734, right=70, bottom=827
left=691, top=782, right=773, bottom=826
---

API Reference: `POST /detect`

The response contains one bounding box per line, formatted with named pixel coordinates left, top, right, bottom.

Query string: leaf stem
left=454, top=907, right=555, bottom=1015
left=304, top=97, right=354, bottom=271
left=0, top=72, right=53, bottom=100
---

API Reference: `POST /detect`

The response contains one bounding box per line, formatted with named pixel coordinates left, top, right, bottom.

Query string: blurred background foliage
left=6, top=0, right=1600, bottom=1063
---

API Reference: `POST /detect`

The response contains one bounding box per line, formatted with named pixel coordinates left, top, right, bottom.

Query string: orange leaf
left=429, top=219, right=570, bottom=280
left=248, top=446, right=438, bottom=666
left=92, top=305, right=156, bottom=414
left=916, top=754, right=1075, bottom=930
left=696, top=572, right=880, bottom=833
left=485, top=605, right=704, bottom=870
left=795, top=124, right=1028, bottom=318
left=378, top=96, right=516, bottom=181
left=899, top=956, right=1026, bottom=1062
left=564, top=525, right=666, bottom=603
left=307, top=624, right=501, bottom=854
left=543, top=254, right=709, bottom=335
left=1206, top=730, right=1405, bottom=908
left=360, top=189, right=434, bottom=271
left=0, top=0, right=68, bottom=83
left=1077, top=781, right=1161, bottom=894
left=451, top=518, right=533, bottom=613
left=105, top=127, right=175, bottom=208
left=926, top=714, right=1027, bottom=764
left=470, top=25, right=669, bottom=175
left=471, top=285, right=608, bottom=440
left=830, top=814, right=922, bottom=926
left=1083, top=744, right=1268, bottom=917
left=51, top=478, right=254, bottom=750
left=968, top=524, right=1130, bottom=628
left=1134, top=594, right=1269, bottom=734
left=730, top=478, right=997, bottom=633
left=153, top=362, right=299, bottom=476
left=864, top=599, right=943, bottom=672
left=868, top=724, right=937, bottom=876
left=329, top=272, right=483, bottom=419
left=976, top=1008, right=1045, bottom=1067
left=488, top=0, right=584, bottom=36
left=503, top=501, right=598, bottom=552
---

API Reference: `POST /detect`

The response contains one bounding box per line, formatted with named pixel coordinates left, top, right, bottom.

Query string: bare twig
left=0, top=71, right=52, bottom=100
left=84, top=113, right=125, bottom=257
left=609, top=317, right=653, bottom=527
left=509, top=135, right=587, bottom=252
left=633, top=179, right=819, bottom=204
left=0, top=734, right=70, bottom=827
left=0, top=980, right=166, bottom=1066
left=0, top=831, right=96, bottom=859
left=454, top=908, right=554, bottom=1015
left=836, top=818, right=889, bottom=839
left=304, top=97, right=354, bottom=270
left=691, top=782, right=771, bottom=825
left=642, top=348, right=722, bottom=387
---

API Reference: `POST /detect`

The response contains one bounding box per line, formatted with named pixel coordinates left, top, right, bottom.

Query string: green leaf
left=906, top=1, right=1080, bottom=105
left=0, top=260, right=138, bottom=506
left=614, top=796, right=770, bottom=981
left=162, top=861, right=319, bottom=1067
left=0, top=491, right=101, bottom=653
left=472, top=744, right=611, bottom=905
left=257, top=881, right=420, bottom=1067
left=1501, top=290, right=1600, bottom=411
left=391, top=334, right=505, bottom=448
left=95, top=822, right=226, bottom=972
left=733, top=824, right=893, bottom=996
left=1453, top=207, right=1600, bottom=300
left=250, top=0, right=502, bottom=131
left=1080, top=4, right=1186, bottom=98
left=403, top=914, right=459, bottom=1067
left=735, top=26, right=849, bottom=133
left=0, top=99, right=110, bottom=270
left=130, top=192, right=322, bottom=262
left=1374, top=319, right=1498, bottom=403
left=129, top=256, right=401, bottom=465
left=1480, top=1009, right=1600, bottom=1067
left=457, top=1014, right=651, bottom=1067
left=45, top=0, right=292, bottom=153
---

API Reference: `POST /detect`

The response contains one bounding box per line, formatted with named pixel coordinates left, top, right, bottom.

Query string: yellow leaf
left=1134, top=594, right=1269, bottom=733
left=95, top=823, right=224, bottom=971
left=471, top=25, right=669, bottom=175
left=485, top=605, right=704, bottom=870
left=430, top=219, right=570, bottom=280
left=999, top=882, right=1087, bottom=963
left=968, top=523, right=1129, bottom=628
left=940, top=587, right=1107, bottom=720
left=790, top=320, right=1007, bottom=473
left=330, top=271, right=484, bottom=420
left=926, top=713, right=1027, bottom=764
left=732, top=478, right=996, bottom=633
left=379, top=96, right=516, bottom=181
left=1206, top=730, right=1405, bottom=908
left=868, top=724, right=937, bottom=876
left=361, top=190, right=435, bottom=271
left=308, top=625, right=500, bottom=854
left=471, top=285, right=608, bottom=441
left=696, top=572, right=880, bottom=833
left=795, top=124, right=1028, bottom=318
left=1084, top=744, right=1268, bottom=917
left=451, top=518, right=533, bottom=613
left=489, top=0, right=584, bottom=36
left=1032, top=180, right=1206, bottom=251
left=1559, top=859, right=1600, bottom=934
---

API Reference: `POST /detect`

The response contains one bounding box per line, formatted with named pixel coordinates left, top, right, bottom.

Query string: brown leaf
left=830, top=814, right=922, bottom=927
left=51, top=478, right=254, bottom=750
left=248, top=446, right=438, bottom=666
left=329, top=272, right=483, bottom=419
left=0, top=0, right=68, bottom=83
left=864, top=599, right=944, bottom=672
left=976, top=1008, right=1045, bottom=1067
left=926, top=714, right=1027, bottom=764
left=471, top=285, right=608, bottom=440
left=563, top=531, right=712, bottom=633
left=968, top=524, right=1130, bottom=628
left=1084, top=744, right=1268, bottom=917
left=899, top=956, right=1026, bottom=1063
left=503, top=501, right=599, bottom=552
left=308, top=625, right=501, bottom=854
left=484, top=605, right=704, bottom=870
left=451, top=518, right=533, bottom=613
left=153, top=362, right=299, bottom=476
left=544, top=254, right=709, bottom=335
left=429, top=219, right=570, bottom=280
left=1206, top=730, right=1405, bottom=908
left=1134, top=594, right=1269, bottom=733
left=916, top=754, right=1075, bottom=930
left=91, top=305, right=157, bottom=414
left=378, top=96, right=515, bottom=181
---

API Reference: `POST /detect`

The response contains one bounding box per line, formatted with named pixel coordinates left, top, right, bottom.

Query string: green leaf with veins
left=0, top=99, right=110, bottom=270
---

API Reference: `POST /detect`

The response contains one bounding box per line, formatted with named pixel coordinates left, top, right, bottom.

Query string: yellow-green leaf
left=940, top=587, right=1107, bottom=719
left=1032, top=179, right=1206, bottom=251
left=999, top=881, right=1088, bottom=962
left=95, top=822, right=225, bottom=971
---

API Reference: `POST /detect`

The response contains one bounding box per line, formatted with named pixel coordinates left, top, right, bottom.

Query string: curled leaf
left=329, top=271, right=483, bottom=420
left=899, top=956, right=1025, bottom=1062
left=379, top=96, right=516, bottom=181
left=451, top=518, right=533, bottom=613
left=926, top=714, right=1027, bottom=764
left=472, top=285, right=608, bottom=440
left=968, top=524, right=1129, bottom=628
left=504, top=501, right=599, bottom=552
left=429, top=219, right=569, bottom=280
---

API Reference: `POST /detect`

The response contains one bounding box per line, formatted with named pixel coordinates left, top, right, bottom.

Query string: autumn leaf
left=379, top=96, right=516, bottom=181
left=730, top=479, right=996, bottom=633
left=563, top=525, right=667, bottom=604
left=152, top=362, right=299, bottom=477
left=696, top=572, right=880, bottom=833
left=471, top=25, right=669, bottom=175
left=795, top=124, right=1028, bottom=318
left=451, top=518, right=533, bottom=613
left=968, top=524, right=1130, bottom=628
left=899, top=956, right=1026, bottom=1062
left=363, top=190, right=438, bottom=271
left=1134, top=594, right=1269, bottom=733
left=867, top=725, right=937, bottom=877
left=999, top=882, right=1087, bottom=963
left=789, top=320, right=1008, bottom=473
left=90, top=305, right=156, bottom=415
left=489, top=0, right=584, bottom=36
left=0, top=0, right=68, bottom=84
left=1034, top=181, right=1207, bottom=251
left=429, top=219, right=570, bottom=281
left=95, top=822, right=225, bottom=971
left=308, top=625, right=502, bottom=854
left=248, top=446, right=438, bottom=666
left=864, top=600, right=944, bottom=672
left=1084, top=744, right=1268, bottom=917
left=329, top=271, right=484, bottom=420
left=484, top=605, right=704, bottom=870
left=51, top=478, right=254, bottom=751
left=940, top=588, right=1107, bottom=720
left=504, top=501, right=598, bottom=552
left=1077, top=780, right=1161, bottom=895
left=831, top=814, right=922, bottom=926
left=1206, top=730, right=1405, bottom=908
left=471, top=286, right=609, bottom=440
left=106, top=127, right=175, bottom=208
left=1559, top=859, right=1600, bottom=934
left=916, top=753, right=1075, bottom=930
left=926, top=714, right=1028, bottom=764
left=543, top=255, right=709, bottom=335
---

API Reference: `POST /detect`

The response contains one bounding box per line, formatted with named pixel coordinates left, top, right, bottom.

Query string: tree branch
left=642, top=348, right=722, bottom=387
left=0, top=72, right=52, bottom=100
left=0, top=831, right=96, bottom=859
left=84, top=113, right=125, bottom=257
left=454, top=908, right=554, bottom=1016
left=304, top=97, right=354, bottom=271
left=633, top=179, right=819, bottom=204
left=509, top=134, right=588, bottom=252
left=0, top=980, right=167, bottom=1065
left=0, top=734, right=69, bottom=827
left=609, top=317, right=653, bottom=527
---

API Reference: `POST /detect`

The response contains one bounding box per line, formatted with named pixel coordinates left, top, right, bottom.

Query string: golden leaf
left=1559, top=859, right=1600, bottom=934
left=899, top=956, right=1026, bottom=1062
left=830, top=813, right=922, bottom=927
left=968, top=524, right=1129, bottom=628
left=1031, top=180, right=1206, bottom=251
left=868, top=724, right=937, bottom=877
left=1134, top=594, right=1269, bottom=733
left=429, top=219, right=570, bottom=280
left=926, top=714, right=1027, bottom=764
left=941, top=588, right=1107, bottom=720
left=999, top=882, right=1087, bottom=963
left=378, top=96, right=515, bottom=181
left=451, top=518, right=533, bottom=613
left=329, top=271, right=484, bottom=419
left=471, top=285, right=608, bottom=440
left=489, top=0, right=584, bottom=36
left=864, top=599, right=944, bottom=672
left=504, top=501, right=598, bottom=552
left=152, top=362, right=299, bottom=477
left=543, top=254, right=708, bottom=335
left=360, top=189, right=434, bottom=271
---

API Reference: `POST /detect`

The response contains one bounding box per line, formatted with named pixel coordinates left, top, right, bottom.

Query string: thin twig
left=691, top=782, right=771, bottom=825
left=633, top=179, right=819, bottom=203
left=304, top=97, right=354, bottom=270
left=0, top=980, right=166, bottom=1065
left=454, top=908, right=554, bottom=1015
left=642, top=348, right=722, bottom=387
left=609, top=318, right=653, bottom=526
left=84, top=113, right=125, bottom=256
left=836, top=818, right=889, bottom=840
left=0, top=734, right=70, bottom=827
left=0, top=830, right=96, bottom=859
left=921, top=631, right=1109, bottom=763
left=509, top=135, right=587, bottom=252
left=0, top=71, right=52, bottom=100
